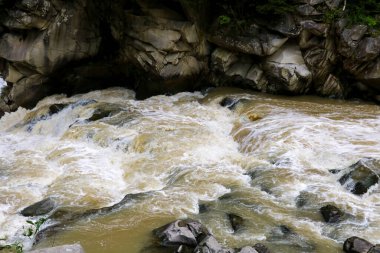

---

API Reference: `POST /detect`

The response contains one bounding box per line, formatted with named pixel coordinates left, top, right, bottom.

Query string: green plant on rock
left=323, top=8, right=343, bottom=23
left=345, top=0, right=380, bottom=28
left=218, top=15, right=231, bottom=25
left=23, top=218, right=47, bottom=238
left=0, top=241, right=23, bottom=253
left=0, top=218, right=47, bottom=253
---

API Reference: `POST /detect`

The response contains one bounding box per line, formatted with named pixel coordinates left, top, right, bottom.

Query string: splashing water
left=0, top=87, right=379, bottom=252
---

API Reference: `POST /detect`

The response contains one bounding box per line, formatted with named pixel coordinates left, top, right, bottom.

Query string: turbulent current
left=0, top=87, right=379, bottom=252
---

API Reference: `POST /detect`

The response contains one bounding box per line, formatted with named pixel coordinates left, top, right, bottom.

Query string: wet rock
left=320, top=204, right=344, bottom=223
left=343, top=236, right=373, bottom=253
left=153, top=219, right=210, bottom=247
left=0, top=0, right=101, bottom=110
left=219, top=97, right=240, bottom=110
left=338, top=25, right=368, bottom=58
left=300, top=20, right=329, bottom=37
left=238, top=246, right=258, bottom=253
left=198, top=203, right=210, bottom=214
left=259, top=14, right=300, bottom=37
left=329, top=169, right=342, bottom=174
left=210, top=48, right=268, bottom=91
left=297, top=4, right=321, bottom=16
left=339, top=158, right=380, bottom=195
left=227, top=213, right=244, bottom=232
left=354, top=37, right=380, bottom=63
left=357, top=58, right=380, bottom=91
left=21, top=197, right=56, bottom=217
left=116, top=1, right=207, bottom=95
left=194, top=235, right=233, bottom=253
left=209, top=26, right=288, bottom=56
left=302, top=34, right=337, bottom=89
left=253, top=243, right=272, bottom=253
left=263, top=43, right=312, bottom=94
left=269, top=225, right=315, bottom=251
left=48, top=104, right=69, bottom=115
left=87, top=104, right=123, bottom=121
left=36, top=192, right=155, bottom=243
left=29, top=244, right=85, bottom=253
left=369, top=245, right=380, bottom=253
left=318, top=74, right=344, bottom=98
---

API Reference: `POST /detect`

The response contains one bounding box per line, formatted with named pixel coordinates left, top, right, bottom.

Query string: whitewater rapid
left=0, top=87, right=379, bottom=252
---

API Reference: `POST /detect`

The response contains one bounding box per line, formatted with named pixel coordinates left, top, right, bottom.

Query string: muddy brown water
left=0, top=87, right=379, bottom=252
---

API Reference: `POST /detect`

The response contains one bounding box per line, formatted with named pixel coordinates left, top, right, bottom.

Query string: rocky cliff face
left=0, top=0, right=379, bottom=113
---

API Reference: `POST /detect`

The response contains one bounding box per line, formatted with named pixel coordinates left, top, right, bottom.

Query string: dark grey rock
left=320, top=204, right=344, bottom=223
left=339, top=158, right=380, bottom=195
left=227, top=213, right=244, bottom=232
left=194, top=235, right=234, bottom=253
left=21, top=197, right=56, bottom=217
left=199, top=203, right=210, bottom=214
left=153, top=219, right=209, bottom=247
left=343, top=236, right=374, bottom=253
left=355, top=37, right=380, bottom=62
left=300, top=20, right=329, bottom=37
left=338, top=25, right=368, bottom=58
left=269, top=225, right=315, bottom=251
left=369, top=245, right=380, bottom=253
left=219, top=97, right=240, bottom=110
left=253, top=243, right=272, bottom=253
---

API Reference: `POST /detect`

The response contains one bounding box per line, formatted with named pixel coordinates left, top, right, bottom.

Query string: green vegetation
left=23, top=218, right=47, bottom=238
left=0, top=241, right=23, bottom=253
left=255, top=0, right=296, bottom=15
left=346, top=0, right=380, bottom=28
left=212, top=0, right=380, bottom=29
left=0, top=218, right=47, bottom=253
left=218, top=15, right=231, bottom=25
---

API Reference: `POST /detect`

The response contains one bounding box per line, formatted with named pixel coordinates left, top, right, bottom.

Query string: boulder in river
left=320, top=204, right=344, bottom=223
left=369, top=245, right=380, bottom=253
left=339, top=158, right=380, bottom=195
left=253, top=243, right=272, bottom=253
left=219, top=97, right=248, bottom=110
left=29, top=244, right=85, bottom=253
left=21, top=197, right=56, bottom=217
left=343, top=236, right=374, bottom=253
left=194, top=235, right=234, bottom=253
left=237, top=246, right=259, bottom=253
left=153, top=219, right=210, bottom=247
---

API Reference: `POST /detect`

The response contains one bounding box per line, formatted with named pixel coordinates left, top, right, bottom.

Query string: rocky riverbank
left=0, top=0, right=380, bottom=115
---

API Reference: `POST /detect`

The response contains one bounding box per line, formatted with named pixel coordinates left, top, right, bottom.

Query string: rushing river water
left=0, top=87, right=379, bottom=253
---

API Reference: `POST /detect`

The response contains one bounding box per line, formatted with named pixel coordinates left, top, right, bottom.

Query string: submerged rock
left=339, top=158, right=380, bottom=195
left=343, top=237, right=374, bottom=253
left=21, top=197, right=56, bottom=217
left=320, top=204, right=344, bottom=223
left=227, top=213, right=244, bottom=232
left=269, top=225, right=315, bottom=251
left=29, top=244, right=85, bottom=253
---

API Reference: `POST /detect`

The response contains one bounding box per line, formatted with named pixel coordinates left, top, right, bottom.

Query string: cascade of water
left=0, top=87, right=379, bottom=252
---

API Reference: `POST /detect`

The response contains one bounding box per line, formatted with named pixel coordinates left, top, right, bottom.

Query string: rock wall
left=0, top=0, right=379, bottom=112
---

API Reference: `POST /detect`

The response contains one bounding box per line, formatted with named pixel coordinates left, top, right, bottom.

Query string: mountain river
left=0, top=87, right=379, bottom=252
